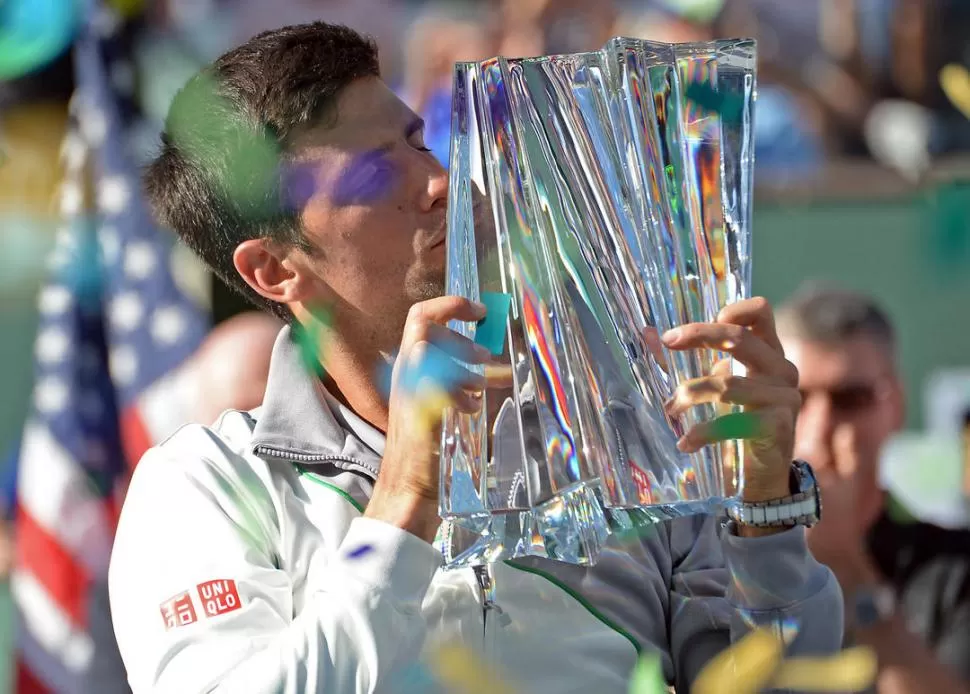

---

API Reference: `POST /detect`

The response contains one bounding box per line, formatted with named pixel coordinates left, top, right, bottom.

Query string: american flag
left=13, top=5, right=208, bottom=692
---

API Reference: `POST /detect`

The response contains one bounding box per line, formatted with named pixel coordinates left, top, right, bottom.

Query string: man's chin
left=405, top=271, right=447, bottom=303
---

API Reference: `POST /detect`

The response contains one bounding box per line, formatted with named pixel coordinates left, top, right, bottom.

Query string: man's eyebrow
left=405, top=117, right=426, bottom=138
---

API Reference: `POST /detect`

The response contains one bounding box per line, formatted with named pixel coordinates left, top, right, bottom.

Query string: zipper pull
left=473, top=565, right=495, bottom=609
left=473, top=565, right=511, bottom=626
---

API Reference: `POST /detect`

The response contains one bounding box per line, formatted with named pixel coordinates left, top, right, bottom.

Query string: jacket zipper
left=473, top=564, right=494, bottom=638
left=253, top=445, right=379, bottom=479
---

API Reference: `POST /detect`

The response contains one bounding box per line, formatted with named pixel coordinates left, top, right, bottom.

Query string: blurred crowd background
left=4, top=0, right=970, bottom=692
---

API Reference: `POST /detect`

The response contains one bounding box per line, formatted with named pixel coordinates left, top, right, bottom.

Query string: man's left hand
left=662, top=297, right=801, bottom=504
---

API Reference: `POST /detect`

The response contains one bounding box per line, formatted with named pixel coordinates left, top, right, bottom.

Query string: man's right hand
left=365, top=296, right=491, bottom=543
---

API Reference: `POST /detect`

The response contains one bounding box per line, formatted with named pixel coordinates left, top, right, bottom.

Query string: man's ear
left=233, top=239, right=311, bottom=306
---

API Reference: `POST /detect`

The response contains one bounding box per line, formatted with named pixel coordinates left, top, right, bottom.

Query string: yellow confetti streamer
left=941, top=64, right=970, bottom=121
left=693, top=628, right=878, bottom=694
left=693, top=629, right=783, bottom=694
left=772, top=647, right=878, bottom=693
left=426, top=644, right=519, bottom=694
left=411, top=387, right=454, bottom=434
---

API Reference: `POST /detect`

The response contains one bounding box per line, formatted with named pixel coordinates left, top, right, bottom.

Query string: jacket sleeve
left=666, top=515, right=844, bottom=693
left=109, top=445, right=439, bottom=694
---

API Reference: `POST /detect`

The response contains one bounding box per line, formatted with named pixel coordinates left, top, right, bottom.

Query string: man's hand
left=366, top=296, right=491, bottom=543
left=661, top=297, right=802, bottom=505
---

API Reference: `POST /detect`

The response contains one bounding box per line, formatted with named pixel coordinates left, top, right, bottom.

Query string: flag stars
left=60, top=182, right=84, bottom=216
left=35, top=328, right=70, bottom=365
left=109, top=292, right=144, bottom=333
left=60, top=132, right=87, bottom=172
left=100, top=226, right=121, bottom=266
left=123, top=241, right=157, bottom=280
left=38, top=285, right=72, bottom=315
left=80, top=106, right=108, bottom=147
left=151, top=307, right=187, bottom=346
left=109, top=346, right=139, bottom=386
left=35, top=377, right=70, bottom=414
left=98, top=176, right=130, bottom=215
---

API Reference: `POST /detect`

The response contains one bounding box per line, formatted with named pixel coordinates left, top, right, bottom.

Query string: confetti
left=773, top=647, right=877, bottom=692
left=166, top=73, right=281, bottom=222
left=693, top=627, right=878, bottom=694
left=292, top=306, right=332, bottom=378
left=684, top=82, right=743, bottom=122
left=693, top=628, right=782, bottom=694
left=426, top=643, right=519, bottom=694
left=345, top=544, right=374, bottom=560
left=628, top=652, right=668, bottom=694
left=411, top=387, right=455, bottom=434
left=940, top=64, right=970, bottom=121
left=705, top=412, right=764, bottom=443
left=475, top=292, right=512, bottom=356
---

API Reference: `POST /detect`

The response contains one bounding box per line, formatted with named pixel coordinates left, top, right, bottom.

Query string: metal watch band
left=727, top=460, right=821, bottom=528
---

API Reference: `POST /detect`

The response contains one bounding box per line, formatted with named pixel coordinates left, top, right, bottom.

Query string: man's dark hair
left=776, top=283, right=897, bottom=358
left=144, top=23, right=380, bottom=321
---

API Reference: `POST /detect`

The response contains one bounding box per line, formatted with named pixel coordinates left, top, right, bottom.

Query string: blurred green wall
left=754, top=183, right=970, bottom=430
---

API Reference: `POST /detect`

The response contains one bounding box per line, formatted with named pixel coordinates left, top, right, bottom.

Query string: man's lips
left=426, top=230, right=447, bottom=250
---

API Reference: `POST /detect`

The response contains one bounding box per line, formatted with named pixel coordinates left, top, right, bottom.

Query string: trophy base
left=439, top=484, right=736, bottom=569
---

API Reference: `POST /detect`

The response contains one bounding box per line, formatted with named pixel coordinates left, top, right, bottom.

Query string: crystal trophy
left=439, top=37, right=756, bottom=568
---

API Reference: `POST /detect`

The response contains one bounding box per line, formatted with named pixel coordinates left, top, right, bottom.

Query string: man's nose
left=794, top=392, right=835, bottom=471
left=421, top=156, right=448, bottom=212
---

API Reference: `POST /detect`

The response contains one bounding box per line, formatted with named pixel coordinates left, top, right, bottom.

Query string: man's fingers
left=662, top=323, right=798, bottom=385
left=665, top=375, right=802, bottom=418
left=642, top=326, right=669, bottom=372
left=407, top=295, right=487, bottom=327
left=716, top=297, right=783, bottom=352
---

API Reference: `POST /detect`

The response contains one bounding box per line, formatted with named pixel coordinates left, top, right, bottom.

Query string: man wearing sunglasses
left=778, top=286, right=970, bottom=694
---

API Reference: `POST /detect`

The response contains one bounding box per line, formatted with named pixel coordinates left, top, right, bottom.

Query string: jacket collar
left=250, top=325, right=383, bottom=480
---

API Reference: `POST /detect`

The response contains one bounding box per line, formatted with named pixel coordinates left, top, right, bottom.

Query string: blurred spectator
left=778, top=285, right=970, bottom=692
left=402, top=10, right=497, bottom=165
left=181, top=310, right=284, bottom=425
left=499, top=0, right=618, bottom=57
left=228, top=0, right=408, bottom=86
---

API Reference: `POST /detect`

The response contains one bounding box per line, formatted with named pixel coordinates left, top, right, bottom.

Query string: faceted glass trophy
left=439, top=37, right=756, bottom=568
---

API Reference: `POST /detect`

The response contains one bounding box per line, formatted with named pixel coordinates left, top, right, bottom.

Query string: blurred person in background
left=498, top=0, right=618, bottom=58
left=778, top=285, right=970, bottom=693
left=402, top=11, right=497, bottom=166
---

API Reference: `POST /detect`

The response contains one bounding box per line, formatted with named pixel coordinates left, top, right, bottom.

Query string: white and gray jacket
left=109, top=327, right=843, bottom=694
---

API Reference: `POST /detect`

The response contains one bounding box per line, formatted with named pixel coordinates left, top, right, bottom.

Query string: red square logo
left=197, top=579, right=242, bottom=618
left=160, top=591, right=197, bottom=630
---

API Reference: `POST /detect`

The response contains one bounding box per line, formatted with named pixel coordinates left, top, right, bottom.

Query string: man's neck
left=319, top=337, right=391, bottom=433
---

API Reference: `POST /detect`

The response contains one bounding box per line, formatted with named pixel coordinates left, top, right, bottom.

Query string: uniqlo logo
left=160, top=591, right=198, bottom=630
left=197, top=579, right=242, bottom=618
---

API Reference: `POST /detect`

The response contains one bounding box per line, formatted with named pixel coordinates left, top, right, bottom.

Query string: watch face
left=791, top=460, right=817, bottom=495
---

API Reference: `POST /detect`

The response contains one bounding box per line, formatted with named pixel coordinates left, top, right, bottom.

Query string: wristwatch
left=726, top=460, right=822, bottom=528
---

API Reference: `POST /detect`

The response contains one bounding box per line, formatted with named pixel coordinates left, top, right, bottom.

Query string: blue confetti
left=346, top=544, right=374, bottom=560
